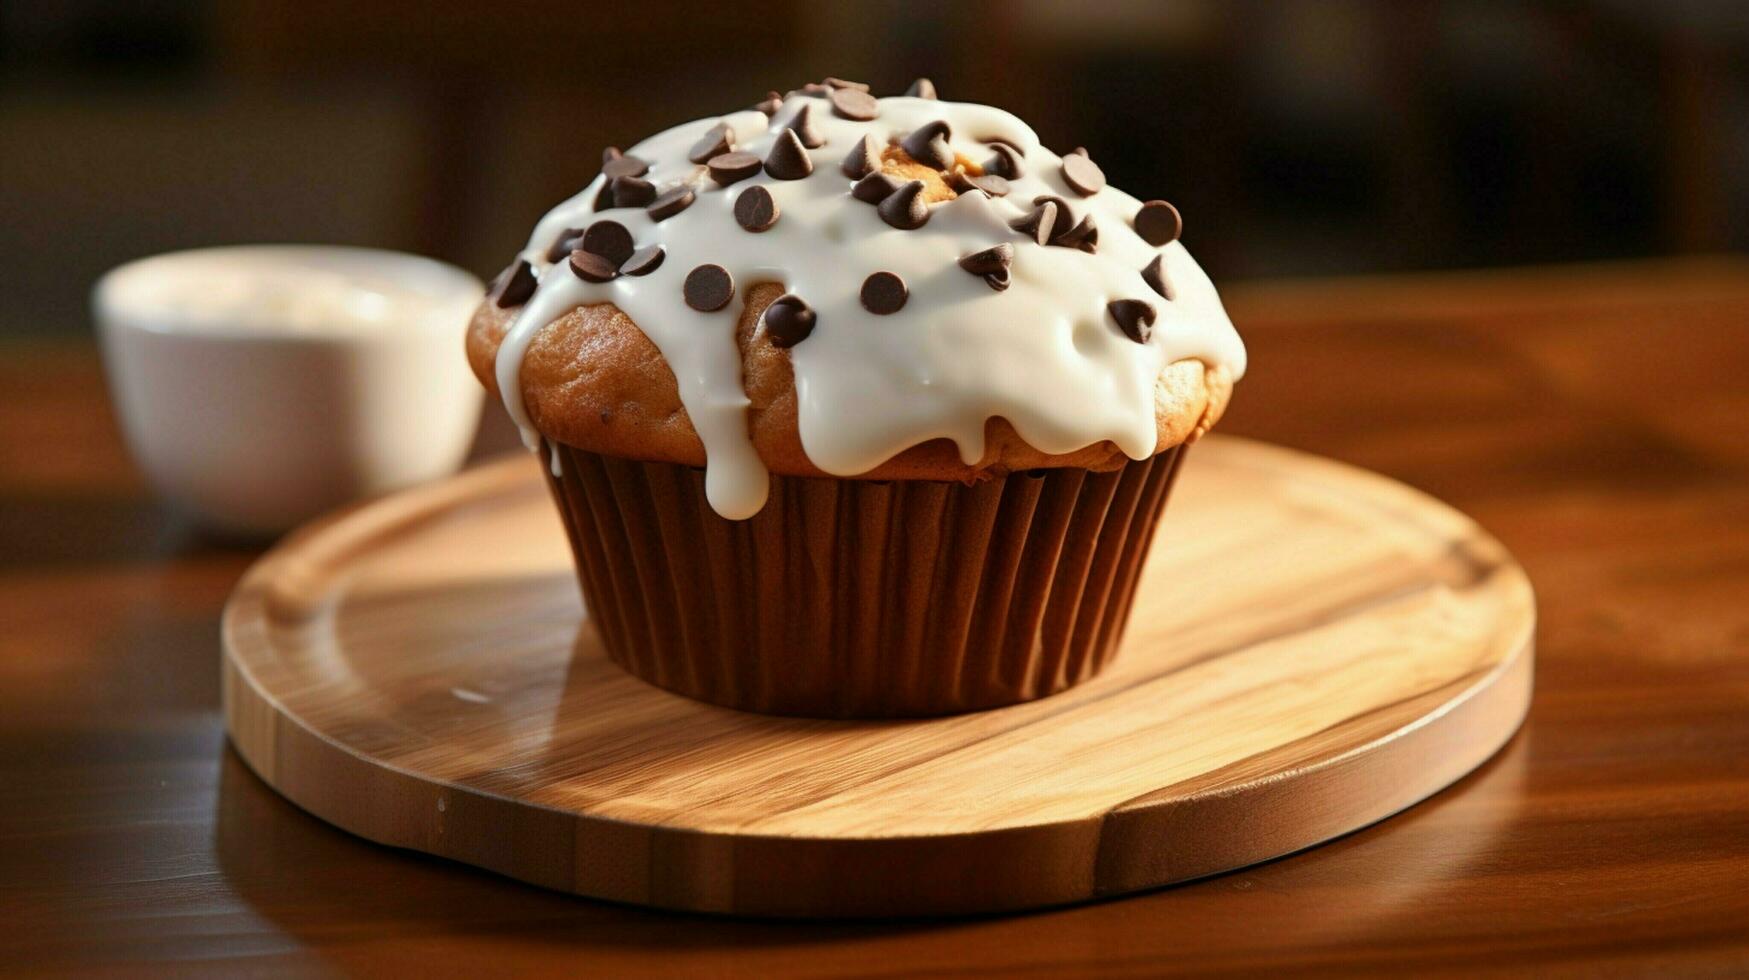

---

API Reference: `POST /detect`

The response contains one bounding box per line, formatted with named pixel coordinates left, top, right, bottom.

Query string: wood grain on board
left=221, top=437, right=1533, bottom=917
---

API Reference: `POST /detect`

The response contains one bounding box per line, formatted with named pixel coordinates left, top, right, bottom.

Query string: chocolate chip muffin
left=468, top=77, right=1247, bottom=717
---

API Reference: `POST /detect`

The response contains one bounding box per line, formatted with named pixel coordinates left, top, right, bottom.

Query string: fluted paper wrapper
left=543, top=443, right=1187, bottom=718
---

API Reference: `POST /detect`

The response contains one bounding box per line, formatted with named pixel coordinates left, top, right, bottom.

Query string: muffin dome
left=468, top=78, right=1247, bottom=519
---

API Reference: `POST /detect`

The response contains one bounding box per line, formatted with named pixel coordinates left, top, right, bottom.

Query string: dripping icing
left=493, top=94, right=1246, bottom=520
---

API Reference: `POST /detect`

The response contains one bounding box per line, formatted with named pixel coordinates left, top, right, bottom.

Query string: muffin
left=467, top=78, right=1247, bottom=718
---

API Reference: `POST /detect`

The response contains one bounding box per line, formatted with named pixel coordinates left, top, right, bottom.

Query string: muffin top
left=470, top=78, right=1247, bottom=519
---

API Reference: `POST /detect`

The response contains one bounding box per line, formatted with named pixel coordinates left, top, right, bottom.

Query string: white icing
left=494, top=93, right=1246, bottom=520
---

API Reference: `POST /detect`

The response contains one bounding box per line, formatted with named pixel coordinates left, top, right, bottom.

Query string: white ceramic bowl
left=94, top=245, right=485, bottom=536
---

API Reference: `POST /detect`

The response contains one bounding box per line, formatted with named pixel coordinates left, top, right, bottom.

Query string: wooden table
left=5, top=258, right=1747, bottom=975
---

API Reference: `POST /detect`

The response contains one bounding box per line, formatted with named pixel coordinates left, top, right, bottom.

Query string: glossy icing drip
left=494, top=94, right=1246, bottom=519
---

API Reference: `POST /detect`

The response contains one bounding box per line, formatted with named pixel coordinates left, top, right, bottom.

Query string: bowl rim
left=92, top=243, right=484, bottom=343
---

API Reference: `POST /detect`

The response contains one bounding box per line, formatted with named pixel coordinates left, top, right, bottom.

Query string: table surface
left=4, top=257, right=1747, bottom=976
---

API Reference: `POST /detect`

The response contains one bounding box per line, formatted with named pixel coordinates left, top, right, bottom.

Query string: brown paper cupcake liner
left=542, top=441, right=1187, bottom=718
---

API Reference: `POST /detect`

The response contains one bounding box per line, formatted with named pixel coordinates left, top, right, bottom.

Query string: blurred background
left=3, top=0, right=1746, bottom=338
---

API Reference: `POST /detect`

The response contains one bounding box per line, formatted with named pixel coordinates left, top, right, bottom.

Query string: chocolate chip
left=1032, top=194, right=1076, bottom=243
left=782, top=102, right=825, bottom=148
left=764, top=129, right=814, bottom=180
left=983, top=267, right=1012, bottom=292
left=1142, top=254, right=1175, bottom=301
left=822, top=76, right=870, bottom=91
left=900, top=120, right=954, bottom=170
left=1009, top=201, right=1057, bottom=246
left=601, top=154, right=650, bottom=180
left=646, top=185, right=695, bottom=222
left=905, top=77, right=937, bottom=99
left=752, top=91, right=783, bottom=116
left=1061, top=151, right=1106, bottom=196
left=1107, top=299, right=1157, bottom=344
left=946, top=170, right=1010, bottom=197
left=841, top=133, right=882, bottom=180
left=688, top=123, right=734, bottom=164
left=493, top=259, right=537, bottom=308
left=608, top=175, right=656, bottom=208
left=763, top=293, right=816, bottom=347
left=707, top=151, right=762, bottom=186
left=985, top=142, right=1026, bottom=179
left=581, top=221, right=634, bottom=265
left=683, top=264, right=735, bottom=312
left=602, top=147, right=623, bottom=164
left=1056, top=213, right=1099, bottom=253
left=829, top=87, right=879, bottom=121
left=734, top=185, right=780, bottom=232
left=568, top=249, right=619, bottom=283
left=545, top=227, right=584, bottom=263
left=592, top=182, right=614, bottom=212
left=878, top=179, right=929, bottom=229
left=793, top=82, right=832, bottom=98
left=1021, top=192, right=1077, bottom=243
left=852, top=171, right=902, bottom=204
left=860, top=272, right=908, bottom=314
left=620, top=244, right=665, bottom=277
left=1135, top=200, right=1182, bottom=246
left=957, top=242, right=1014, bottom=277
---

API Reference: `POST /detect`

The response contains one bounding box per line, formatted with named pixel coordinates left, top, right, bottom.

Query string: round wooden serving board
left=222, top=436, right=1534, bottom=918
